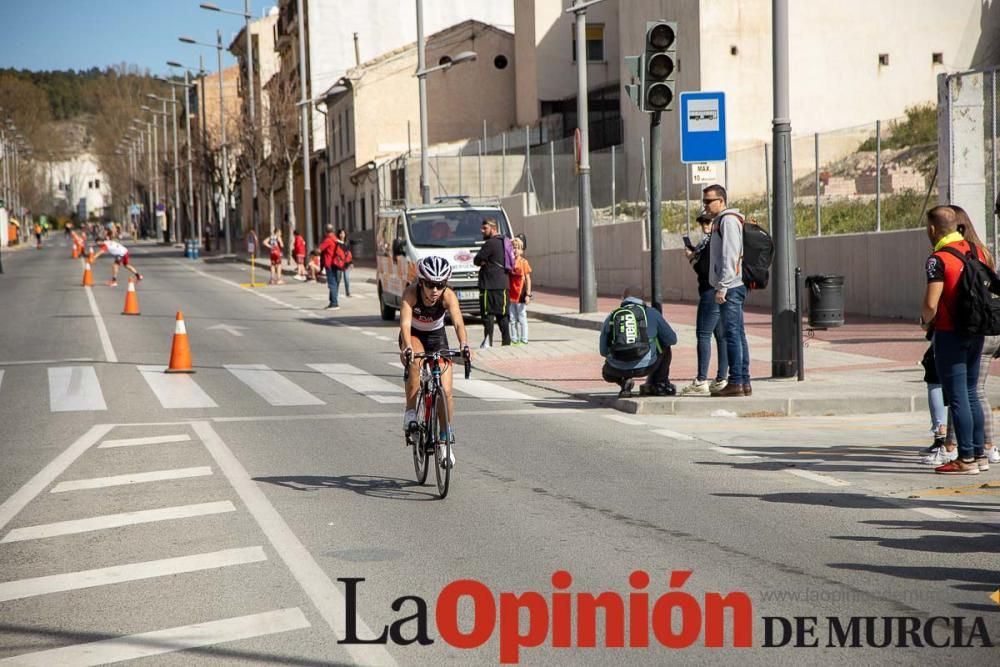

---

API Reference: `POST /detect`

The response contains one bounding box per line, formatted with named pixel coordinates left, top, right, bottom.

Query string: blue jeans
left=326, top=267, right=341, bottom=307
left=933, top=330, right=985, bottom=460
left=509, top=302, right=529, bottom=342
left=927, top=384, right=946, bottom=433
left=719, top=285, right=750, bottom=385
left=696, top=289, right=729, bottom=382
left=340, top=267, right=351, bottom=297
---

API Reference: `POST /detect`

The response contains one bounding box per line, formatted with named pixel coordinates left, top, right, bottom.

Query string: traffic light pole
left=649, top=111, right=663, bottom=311
left=570, top=0, right=597, bottom=313
left=771, top=0, right=798, bottom=377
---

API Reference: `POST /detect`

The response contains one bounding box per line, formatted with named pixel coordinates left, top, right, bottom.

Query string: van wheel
left=379, top=284, right=396, bottom=321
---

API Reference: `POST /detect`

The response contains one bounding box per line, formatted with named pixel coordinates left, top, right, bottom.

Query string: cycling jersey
left=100, top=241, right=128, bottom=259
left=411, top=287, right=448, bottom=332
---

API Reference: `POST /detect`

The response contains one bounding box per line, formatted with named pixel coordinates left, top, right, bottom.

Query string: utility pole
left=184, top=70, right=196, bottom=243
left=770, top=0, right=798, bottom=377
left=567, top=0, right=600, bottom=313
left=416, top=0, right=430, bottom=204
left=649, top=111, right=662, bottom=310
left=244, top=0, right=260, bottom=240
left=217, top=29, right=232, bottom=255
left=296, top=0, right=314, bottom=248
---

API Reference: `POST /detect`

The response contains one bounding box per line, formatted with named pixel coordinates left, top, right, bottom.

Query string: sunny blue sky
left=0, top=0, right=277, bottom=75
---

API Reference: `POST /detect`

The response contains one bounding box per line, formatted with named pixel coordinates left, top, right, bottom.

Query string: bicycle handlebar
left=403, top=348, right=472, bottom=381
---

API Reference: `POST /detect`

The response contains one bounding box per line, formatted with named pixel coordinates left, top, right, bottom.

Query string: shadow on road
left=254, top=474, right=441, bottom=501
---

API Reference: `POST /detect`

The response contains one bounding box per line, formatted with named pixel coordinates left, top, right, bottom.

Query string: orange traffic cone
left=87, top=248, right=95, bottom=263
left=81, top=261, right=94, bottom=287
left=165, top=311, right=194, bottom=373
left=122, top=278, right=140, bottom=315
left=72, top=244, right=80, bottom=259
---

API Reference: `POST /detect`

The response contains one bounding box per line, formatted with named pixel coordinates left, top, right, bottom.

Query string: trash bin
left=184, top=239, right=192, bottom=258
left=806, top=275, right=845, bottom=328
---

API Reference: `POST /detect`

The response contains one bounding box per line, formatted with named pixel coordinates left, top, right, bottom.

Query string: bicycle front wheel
left=412, top=417, right=429, bottom=485
left=433, top=390, right=451, bottom=499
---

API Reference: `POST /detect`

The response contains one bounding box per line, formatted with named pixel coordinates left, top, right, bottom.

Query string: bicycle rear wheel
left=433, top=390, right=451, bottom=499
left=411, top=415, right=429, bottom=485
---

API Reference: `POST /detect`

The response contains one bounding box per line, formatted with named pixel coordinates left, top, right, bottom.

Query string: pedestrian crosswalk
left=2, top=361, right=542, bottom=413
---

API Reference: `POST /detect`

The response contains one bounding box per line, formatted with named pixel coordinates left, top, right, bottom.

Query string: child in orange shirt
left=508, top=237, right=532, bottom=345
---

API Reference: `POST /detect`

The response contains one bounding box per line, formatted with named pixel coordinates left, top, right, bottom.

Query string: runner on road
left=92, top=239, right=143, bottom=286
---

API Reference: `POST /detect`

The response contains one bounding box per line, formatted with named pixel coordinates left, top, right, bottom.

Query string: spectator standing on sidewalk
left=508, top=237, right=532, bottom=345
left=473, top=217, right=511, bottom=347
left=292, top=230, right=307, bottom=281
left=681, top=213, right=729, bottom=395
left=319, top=224, right=342, bottom=310
left=704, top=185, right=751, bottom=397
left=599, top=287, right=677, bottom=397
left=922, top=205, right=987, bottom=475
left=263, top=229, right=285, bottom=285
left=337, top=229, right=354, bottom=298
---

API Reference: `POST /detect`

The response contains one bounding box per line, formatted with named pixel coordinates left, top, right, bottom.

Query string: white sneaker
left=986, top=447, right=1000, bottom=464
left=479, top=339, right=491, bottom=349
left=438, top=442, right=456, bottom=469
left=680, top=379, right=710, bottom=396
left=403, top=409, right=417, bottom=430
left=921, top=447, right=958, bottom=465
left=709, top=379, right=728, bottom=393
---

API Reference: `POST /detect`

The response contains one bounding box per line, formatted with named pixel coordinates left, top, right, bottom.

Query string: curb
left=610, top=394, right=930, bottom=417
left=530, top=308, right=604, bottom=331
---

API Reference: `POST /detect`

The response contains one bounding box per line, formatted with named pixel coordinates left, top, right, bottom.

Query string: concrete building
left=270, top=0, right=514, bottom=242
left=320, top=19, right=517, bottom=242
left=229, top=7, right=280, bottom=236
left=516, top=0, right=992, bottom=199
left=46, top=154, right=111, bottom=221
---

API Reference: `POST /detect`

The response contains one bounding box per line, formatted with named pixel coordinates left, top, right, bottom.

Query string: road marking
left=207, top=323, right=247, bottom=337
left=48, top=366, right=108, bottom=412
left=0, top=357, right=94, bottom=366
left=1, top=501, right=235, bottom=543
left=99, top=433, right=192, bottom=448
left=138, top=365, right=219, bottom=409
left=225, top=364, right=325, bottom=406
left=193, top=422, right=396, bottom=666
left=362, top=330, right=378, bottom=337
left=50, top=466, right=212, bottom=493
left=375, top=335, right=394, bottom=342
left=0, top=425, right=114, bottom=532
left=308, top=363, right=404, bottom=404
left=84, top=285, right=118, bottom=363
left=711, top=445, right=756, bottom=456
left=0, top=608, right=311, bottom=666
left=603, top=414, right=645, bottom=426
left=651, top=428, right=695, bottom=441
left=784, top=468, right=851, bottom=487
left=911, top=506, right=964, bottom=519
left=387, top=360, right=533, bottom=401
left=0, top=369, right=3, bottom=393
left=0, top=546, right=266, bottom=603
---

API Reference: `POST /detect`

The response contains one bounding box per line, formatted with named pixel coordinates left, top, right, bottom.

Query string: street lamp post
left=180, top=33, right=232, bottom=254
left=166, top=62, right=206, bottom=246
left=414, top=0, right=477, bottom=206
left=141, top=106, right=167, bottom=242
left=295, top=0, right=314, bottom=249
left=201, top=1, right=259, bottom=239
left=149, top=93, right=182, bottom=246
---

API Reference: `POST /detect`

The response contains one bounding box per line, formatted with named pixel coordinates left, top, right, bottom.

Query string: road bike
left=404, top=349, right=471, bottom=499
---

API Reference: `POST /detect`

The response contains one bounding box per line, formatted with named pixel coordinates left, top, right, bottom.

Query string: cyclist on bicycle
left=400, top=256, right=471, bottom=467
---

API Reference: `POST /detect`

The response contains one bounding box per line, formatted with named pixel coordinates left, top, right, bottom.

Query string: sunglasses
left=702, top=198, right=722, bottom=205
left=421, top=280, right=447, bottom=290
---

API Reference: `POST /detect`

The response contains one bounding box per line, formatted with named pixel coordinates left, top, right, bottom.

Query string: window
left=360, top=196, right=366, bottom=232
left=95, top=179, right=100, bottom=189
left=878, top=53, right=889, bottom=66
left=571, top=24, right=605, bottom=62
left=932, top=52, right=943, bottom=64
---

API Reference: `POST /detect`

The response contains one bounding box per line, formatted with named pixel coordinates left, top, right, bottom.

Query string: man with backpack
left=705, top=184, right=754, bottom=397
left=922, top=205, right=997, bottom=475
left=473, top=217, right=512, bottom=347
left=599, top=286, right=678, bottom=398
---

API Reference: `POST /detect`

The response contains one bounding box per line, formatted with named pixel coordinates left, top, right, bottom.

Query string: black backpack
left=940, top=241, right=1000, bottom=336
left=607, top=303, right=650, bottom=361
left=719, top=212, right=774, bottom=290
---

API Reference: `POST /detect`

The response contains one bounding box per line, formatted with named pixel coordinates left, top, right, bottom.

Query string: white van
left=375, top=197, right=514, bottom=320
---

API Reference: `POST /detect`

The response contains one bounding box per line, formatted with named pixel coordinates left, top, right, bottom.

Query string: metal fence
left=378, top=112, right=938, bottom=239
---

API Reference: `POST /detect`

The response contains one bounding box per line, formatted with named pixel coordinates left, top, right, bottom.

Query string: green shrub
left=859, top=104, right=937, bottom=151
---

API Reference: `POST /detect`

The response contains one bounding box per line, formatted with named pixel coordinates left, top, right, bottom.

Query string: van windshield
left=406, top=210, right=510, bottom=248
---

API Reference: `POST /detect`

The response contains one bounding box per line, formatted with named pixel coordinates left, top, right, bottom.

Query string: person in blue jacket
left=599, top=286, right=678, bottom=398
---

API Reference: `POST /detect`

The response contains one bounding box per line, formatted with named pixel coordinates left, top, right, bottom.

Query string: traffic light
left=643, top=21, right=676, bottom=112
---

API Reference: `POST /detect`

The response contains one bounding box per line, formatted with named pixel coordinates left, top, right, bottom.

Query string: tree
left=263, top=74, right=302, bottom=257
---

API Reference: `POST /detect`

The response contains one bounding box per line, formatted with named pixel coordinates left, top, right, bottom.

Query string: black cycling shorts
left=400, top=327, right=449, bottom=353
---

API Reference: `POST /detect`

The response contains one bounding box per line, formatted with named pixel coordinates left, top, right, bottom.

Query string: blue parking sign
left=679, top=92, right=727, bottom=164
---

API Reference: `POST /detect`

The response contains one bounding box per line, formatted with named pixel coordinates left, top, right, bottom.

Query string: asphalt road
left=0, top=239, right=997, bottom=666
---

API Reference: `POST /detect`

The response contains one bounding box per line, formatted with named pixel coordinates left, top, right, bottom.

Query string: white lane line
left=225, top=364, right=325, bottom=406
left=711, top=445, right=758, bottom=456
left=50, top=466, right=212, bottom=493
left=0, top=425, right=114, bottom=532
left=603, top=414, right=645, bottom=426
left=361, top=330, right=378, bottom=337
left=0, top=357, right=94, bottom=366
left=84, top=285, right=118, bottom=363
left=0, top=546, right=266, bottom=603
left=48, top=366, right=108, bottom=412
left=193, top=422, right=396, bottom=667
left=651, top=428, right=695, bottom=441
left=1, top=501, right=236, bottom=543
left=375, top=335, right=394, bottom=342
left=911, top=506, right=963, bottom=520
left=0, top=370, right=3, bottom=393
left=138, top=365, right=218, bottom=409
left=784, top=468, right=851, bottom=487
left=99, top=433, right=192, bottom=448
left=0, top=608, right=311, bottom=666
left=386, top=361, right=533, bottom=401
left=308, top=363, right=405, bottom=404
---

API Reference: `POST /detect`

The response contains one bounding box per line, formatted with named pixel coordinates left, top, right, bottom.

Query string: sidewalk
left=231, top=257, right=999, bottom=418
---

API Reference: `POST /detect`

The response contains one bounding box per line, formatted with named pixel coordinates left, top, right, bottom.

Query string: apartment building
left=321, top=20, right=517, bottom=239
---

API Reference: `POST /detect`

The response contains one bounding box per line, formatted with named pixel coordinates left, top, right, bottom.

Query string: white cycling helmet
left=417, top=256, right=452, bottom=283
